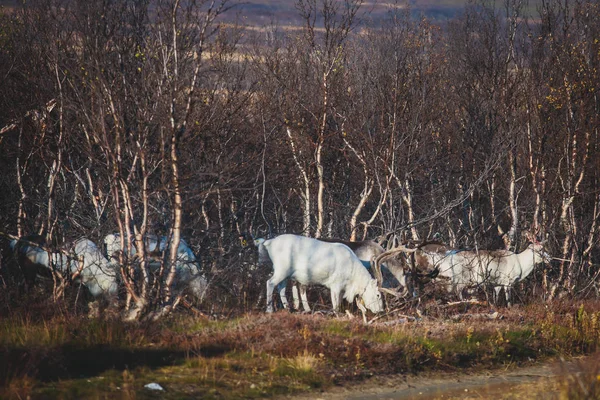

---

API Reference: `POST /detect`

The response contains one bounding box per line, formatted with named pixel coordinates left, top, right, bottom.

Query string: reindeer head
left=525, top=230, right=552, bottom=263
left=360, top=278, right=384, bottom=314
left=239, top=227, right=273, bottom=249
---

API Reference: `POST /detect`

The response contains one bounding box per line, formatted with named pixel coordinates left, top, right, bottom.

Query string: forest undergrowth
left=2, top=296, right=600, bottom=399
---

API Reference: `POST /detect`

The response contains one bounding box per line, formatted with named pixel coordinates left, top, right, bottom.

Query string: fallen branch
left=181, top=298, right=209, bottom=318
left=449, top=311, right=501, bottom=321
left=442, top=299, right=487, bottom=308
left=379, top=287, right=406, bottom=298
left=368, top=306, right=420, bottom=324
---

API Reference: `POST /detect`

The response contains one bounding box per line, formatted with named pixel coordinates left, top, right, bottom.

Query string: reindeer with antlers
left=375, top=232, right=552, bottom=306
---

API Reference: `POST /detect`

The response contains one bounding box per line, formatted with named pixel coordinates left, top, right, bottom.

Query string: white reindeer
left=282, top=238, right=408, bottom=311
left=318, top=238, right=407, bottom=288
left=409, top=239, right=552, bottom=305
left=72, top=238, right=120, bottom=297
left=103, top=233, right=207, bottom=301
left=257, top=234, right=384, bottom=316
left=10, top=237, right=119, bottom=298
left=451, top=242, right=551, bottom=305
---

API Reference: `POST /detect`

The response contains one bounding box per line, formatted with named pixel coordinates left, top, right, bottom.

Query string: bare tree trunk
left=506, top=147, right=518, bottom=250
left=16, top=126, right=27, bottom=237
left=286, top=124, right=313, bottom=311
left=315, top=73, right=328, bottom=239
left=583, top=193, right=600, bottom=276
left=165, top=129, right=183, bottom=305
left=44, top=64, right=66, bottom=245
left=286, top=126, right=311, bottom=236
left=120, top=177, right=150, bottom=308
left=526, top=114, right=543, bottom=235
left=112, top=181, right=142, bottom=313
left=161, top=0, right=222, bottom=313
left=360, top=179, right=391, bottom=241
left=86, top=167, right=105, bottom=222
left=134, top=150, right=150, bottom=301
left=201, top=188, right=212, bottom=231
left=403, top=178, right=420, bottom=241
left=343, top=137, right=373, bottom=241
left=392, top=174, right=420, bottom=241
left=550, top=80, right=591, bottom=298
left=163, top=0, right=184, bottom=308
left=217, top=189, right=225, bottom=254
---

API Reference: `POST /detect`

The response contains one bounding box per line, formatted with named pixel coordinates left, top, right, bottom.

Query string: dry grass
left=556, top=354, right=600, bottom=399
left=1, top=299, right=600, bottom=398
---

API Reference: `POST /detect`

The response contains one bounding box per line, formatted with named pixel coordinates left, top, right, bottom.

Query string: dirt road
left=281, top=357, right=589, bottom=400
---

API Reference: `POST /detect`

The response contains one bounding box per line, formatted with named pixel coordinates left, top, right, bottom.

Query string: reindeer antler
left=524, top=228, right=545, bottom=245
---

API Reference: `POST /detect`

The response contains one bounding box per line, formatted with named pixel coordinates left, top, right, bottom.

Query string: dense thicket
left=0, top=0, right=598, bottom=314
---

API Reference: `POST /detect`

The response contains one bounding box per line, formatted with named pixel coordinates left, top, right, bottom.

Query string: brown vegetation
left=2, top=299, right=600, bottom=398
left=0, top=0, right=599, bottom=396
left=1, top=0, right=599, bottom=313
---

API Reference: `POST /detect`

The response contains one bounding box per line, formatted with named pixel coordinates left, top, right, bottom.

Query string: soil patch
left=279, top=356, right=589, bottom=400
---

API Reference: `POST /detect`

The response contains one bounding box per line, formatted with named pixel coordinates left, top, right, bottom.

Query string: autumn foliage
left=0, top=0, right=599, bottom=313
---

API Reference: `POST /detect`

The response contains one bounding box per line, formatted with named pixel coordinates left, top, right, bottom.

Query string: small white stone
left=144, top=383, right=164, bottom=391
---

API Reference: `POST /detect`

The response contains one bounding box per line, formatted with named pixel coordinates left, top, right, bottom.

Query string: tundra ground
left=1, top=298, right=600, bottom=399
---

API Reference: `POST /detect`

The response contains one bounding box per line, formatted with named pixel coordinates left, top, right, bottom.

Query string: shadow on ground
left=0, top=344, right=230, bottom=383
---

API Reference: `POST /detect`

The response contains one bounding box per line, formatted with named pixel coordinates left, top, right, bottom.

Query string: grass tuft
left=558, top=354, right=600, bottom=399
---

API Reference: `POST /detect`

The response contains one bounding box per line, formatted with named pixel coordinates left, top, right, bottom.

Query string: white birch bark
left=286, top=127, right=311, bottom=236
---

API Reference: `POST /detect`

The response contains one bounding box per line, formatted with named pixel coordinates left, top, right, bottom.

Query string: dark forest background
left=0, top=0, right=599, bottom=313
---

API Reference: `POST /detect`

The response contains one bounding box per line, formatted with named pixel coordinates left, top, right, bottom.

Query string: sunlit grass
left=0, top=315, right=153, bottom=349
left=273, top=350, right=323, bottom=385
left=0, top=315, right=69, bottom=347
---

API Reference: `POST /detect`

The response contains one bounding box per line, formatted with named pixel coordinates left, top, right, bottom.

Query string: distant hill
left=1, top=0, right=542, bottom=26
left=0, top=0, right=467, bottom=24
left=230, top=0, right=466, bottom=26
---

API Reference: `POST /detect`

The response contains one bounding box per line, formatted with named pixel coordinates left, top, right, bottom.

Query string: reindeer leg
left=278, top=280, right=290, bottom=310
left=357, top=299, right=367, bottom=324
left=265, top=280, right=275, bottom=313
left=299, top=284, right=310, bottom=312
left=291, top=283, right=300, bottom=310
left=266, top=275, right=283, bottom=313
left=457, top=284, right=466, bottom=301
left=493, top=286, right=502, bottom=306
left=330, top=289, right=341, bottom=315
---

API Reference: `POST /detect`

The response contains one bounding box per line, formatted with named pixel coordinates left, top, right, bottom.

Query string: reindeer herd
left=6, top=229, right=552, bottom=319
